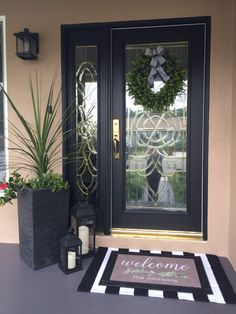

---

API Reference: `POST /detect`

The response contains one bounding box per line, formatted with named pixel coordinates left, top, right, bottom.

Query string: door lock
left=113, top=119, right=120, bottom=159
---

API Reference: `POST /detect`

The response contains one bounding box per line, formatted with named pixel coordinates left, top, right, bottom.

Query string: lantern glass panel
left=29, top=37, right=37, bottom=55
left=78, top=218, right=95, bottom=257
left=23, top=38, right=31, bottom=53
left=79, top=224, right=90, bottom=255
left=16, top=38, right=24, bottom=54
left=67, top=246, right=81, bottom=270
left=88, top=220, right=95, bottom=252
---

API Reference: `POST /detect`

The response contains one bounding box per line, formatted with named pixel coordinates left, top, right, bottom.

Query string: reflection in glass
left=75, top=46, right=98, bottom=205
left=126, top=43, right=188, bottom=212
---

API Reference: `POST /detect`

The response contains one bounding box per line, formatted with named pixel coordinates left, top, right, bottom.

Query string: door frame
left=61, top=16, right=210, bottom=239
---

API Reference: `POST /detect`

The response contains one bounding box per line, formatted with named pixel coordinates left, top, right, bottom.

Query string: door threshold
left=111, top=228, right=203, bottom=241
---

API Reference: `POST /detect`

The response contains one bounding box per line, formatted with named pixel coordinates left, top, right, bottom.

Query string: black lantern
left=59, top=228, right=82, bottom=274
left=13, top=28, right=39, bottom=60
left=71, top=203, right=96, bottom=258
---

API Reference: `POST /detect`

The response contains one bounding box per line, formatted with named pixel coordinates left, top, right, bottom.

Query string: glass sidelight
left=75, top=46, right=98, bottom=206
left=125, top=43, right=188, bottom=212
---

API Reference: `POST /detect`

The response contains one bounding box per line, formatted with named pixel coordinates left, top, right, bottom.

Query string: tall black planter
left=17, top=187, right=69, bottom=270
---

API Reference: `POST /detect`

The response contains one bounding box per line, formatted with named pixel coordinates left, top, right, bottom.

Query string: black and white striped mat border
left=78, top=247, right=236, bottom=304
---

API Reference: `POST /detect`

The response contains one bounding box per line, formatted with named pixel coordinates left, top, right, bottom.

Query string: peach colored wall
left=0, top=0, right=235, bottom=268
left=229, top=1, right=236, bottom=268
left=0, top=200, right=18, bottom=243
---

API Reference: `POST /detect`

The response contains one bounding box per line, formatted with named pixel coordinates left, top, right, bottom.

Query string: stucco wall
left=0, top=0, right=235, bottom=268
left=229, top=1, right=236, bottom=268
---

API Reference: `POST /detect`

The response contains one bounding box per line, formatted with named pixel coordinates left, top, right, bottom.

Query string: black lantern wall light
left=13, top=28, right=39, bottom=60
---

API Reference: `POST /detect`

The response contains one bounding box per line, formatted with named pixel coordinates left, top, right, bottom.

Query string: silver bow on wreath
left=145, top=46, right=170, bottom=85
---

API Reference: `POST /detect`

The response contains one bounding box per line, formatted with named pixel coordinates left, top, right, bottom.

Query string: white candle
left=67, top=251, right=76, bottom=269
left=79, top=225, right=89, bottom=255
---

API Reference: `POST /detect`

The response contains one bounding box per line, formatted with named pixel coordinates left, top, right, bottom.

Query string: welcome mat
left=78, top=247, right=236, bottom=304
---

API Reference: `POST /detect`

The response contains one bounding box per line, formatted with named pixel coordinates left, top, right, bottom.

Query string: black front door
left=61, top=17, right=210, bottom=236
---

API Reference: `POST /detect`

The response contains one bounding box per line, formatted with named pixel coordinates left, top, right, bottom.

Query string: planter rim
left=17, top=186, right=69, bottom=193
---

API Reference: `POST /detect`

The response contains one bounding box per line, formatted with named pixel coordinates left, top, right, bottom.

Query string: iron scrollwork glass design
left=126, top=43, right=188, bottom=212
left=75, top=47, right=98, bottom=204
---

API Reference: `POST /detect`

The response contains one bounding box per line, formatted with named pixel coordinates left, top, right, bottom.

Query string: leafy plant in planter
left=0, top=75, right=72, bottom=270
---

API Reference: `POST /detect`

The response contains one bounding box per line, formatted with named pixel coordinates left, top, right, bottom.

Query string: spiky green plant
left=1, top=74, right=70, bottom=177
left=0, top=74, right=72, bottom=205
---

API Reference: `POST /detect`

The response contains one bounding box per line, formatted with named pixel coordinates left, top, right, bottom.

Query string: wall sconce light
left=13, top=28, right=39, bottom=60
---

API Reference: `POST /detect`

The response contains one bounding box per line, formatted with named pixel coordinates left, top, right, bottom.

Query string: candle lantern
left=13, top=28, right=39, bottom=60
left=59, top=228, right=82, bottom=274
left=70, top=203, right=96, bottom=258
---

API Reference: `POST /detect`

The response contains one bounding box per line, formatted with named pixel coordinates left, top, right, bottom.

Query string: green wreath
left=127, top=50, right=186, bottom=112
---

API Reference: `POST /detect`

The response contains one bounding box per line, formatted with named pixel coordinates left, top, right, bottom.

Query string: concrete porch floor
left=0, top=244, right=236, bottom=314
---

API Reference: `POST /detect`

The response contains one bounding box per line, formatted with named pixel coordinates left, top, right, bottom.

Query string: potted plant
left=0, top=75, right=72, bottom=270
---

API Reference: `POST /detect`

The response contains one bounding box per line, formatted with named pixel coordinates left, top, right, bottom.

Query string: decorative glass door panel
left=75, top=46, right=98, bottom=206
left=125, top=43, right=188, bottom=213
